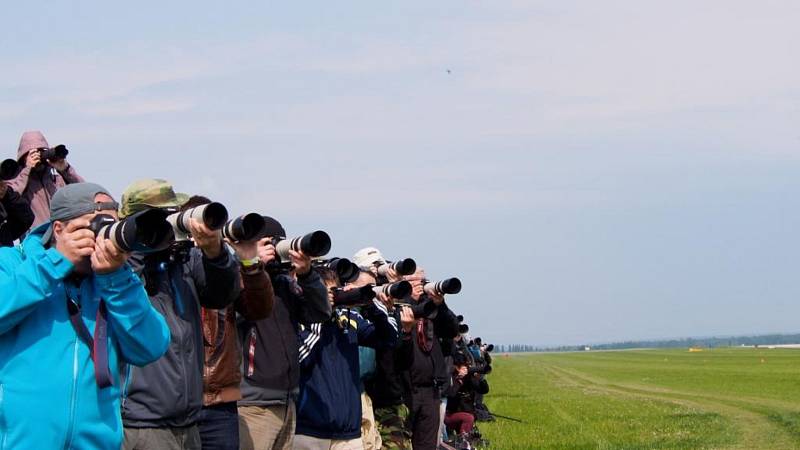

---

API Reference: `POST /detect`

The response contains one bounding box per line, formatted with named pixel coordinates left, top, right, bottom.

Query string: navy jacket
left=295, top=300, right=399, bottom=440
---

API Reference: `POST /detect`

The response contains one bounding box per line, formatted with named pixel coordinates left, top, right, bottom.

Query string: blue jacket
left=0, top=225, right=170, bottom=450
left=295, top=300, right=398, bottom=440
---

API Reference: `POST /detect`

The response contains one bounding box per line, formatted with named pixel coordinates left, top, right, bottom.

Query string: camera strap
left=66, top=294, right=112, bottom=389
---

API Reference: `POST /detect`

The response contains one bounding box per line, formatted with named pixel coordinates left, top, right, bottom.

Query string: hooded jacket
left=238, top=270, right=330, bottom=406
left=0, top=187, right=34, bottom=247
left=121, top=246, right=240, bottom=428
left=295, top=301, right=399, bottom=440
left=7, top=131, right=84, bottom=228
left=0, top=224, right=170, bottom=450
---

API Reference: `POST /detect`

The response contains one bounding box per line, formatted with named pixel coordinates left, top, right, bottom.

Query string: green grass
left=479, top=348, right=800, bottom=449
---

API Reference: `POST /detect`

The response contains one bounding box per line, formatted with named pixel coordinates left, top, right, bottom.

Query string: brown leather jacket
left=202, top=262, right=274, bottom=405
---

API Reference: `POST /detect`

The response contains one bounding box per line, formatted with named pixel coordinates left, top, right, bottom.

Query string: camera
left=222, top=213, right=265, bottom=242
left=0, top=159, right=20, bottom=180
left=89, top=208, right=175, bottom=253
left=376, top=258, right=416, bottom=277
left=39, top=144, right=69, bottom=161
left=167, top=202, right=229, bottom=241
left=397, top=298, right=438, bottom=319
left=275, top=230, right=331, bottom=262
left=373, top=280, right=412, bottom=299
left=423, top=277, right=462, bottom=296
left=458, top=323, right=470, bottom=334
left=315, top=257, right=360, bottom=284
left=332, top=285, right=377, bottom=307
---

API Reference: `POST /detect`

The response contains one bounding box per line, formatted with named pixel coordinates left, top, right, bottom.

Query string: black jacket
left=0, top=188, right=33, bottom=247
left=400, top=298, right=459, bottom=394
left=122, top=247, right=240, bottom=428
left=238, top=270, right=330, bottom=406
left=365, top=338, right=411, bottom=408
left=446, top=375, right=489, bottom=415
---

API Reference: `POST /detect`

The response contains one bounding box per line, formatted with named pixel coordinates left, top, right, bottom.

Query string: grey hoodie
left=6, top=131, right=84, bottom=227
left=122, top=246, right=241, bottom=428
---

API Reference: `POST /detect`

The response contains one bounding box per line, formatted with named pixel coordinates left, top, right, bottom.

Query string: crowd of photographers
left=0, top=131, right=496, bottom=450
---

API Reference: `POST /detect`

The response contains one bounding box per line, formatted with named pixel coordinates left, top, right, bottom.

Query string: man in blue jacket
left=293, top=267, right=408, bottom=450
left=0, top=182, right=170, bottom=450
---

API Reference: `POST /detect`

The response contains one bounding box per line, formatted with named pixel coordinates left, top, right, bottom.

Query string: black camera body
left=40, top=144, right=69, bottom=161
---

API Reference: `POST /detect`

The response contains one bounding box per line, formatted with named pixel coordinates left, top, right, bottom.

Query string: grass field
left=479, top=348, right=800, bottom=449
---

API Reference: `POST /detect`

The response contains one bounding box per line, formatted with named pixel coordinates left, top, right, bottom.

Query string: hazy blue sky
left=2, top=1, right=799, bottom=346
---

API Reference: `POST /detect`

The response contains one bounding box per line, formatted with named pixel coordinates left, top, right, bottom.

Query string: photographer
left=7, top=131, right=84, bottom=227
left=444, top=352, right=489, bottom=448
left=118, top=180, right=241, bottom=450
left=0, top=178, right=34, bottom=246
left=176, top=197, right=276, bottom=450
left=397, top=267, right=460, bottom=450
left=353, top=249, right=414, bottom=450
left=293, top=266, right=405, bottom=450
left=0, top=183, right=170, bottom=449
left=238, top=217, right=331, bottom=450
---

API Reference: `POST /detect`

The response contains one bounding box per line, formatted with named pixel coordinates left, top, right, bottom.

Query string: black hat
left=260, top=216, right=286, bottom=239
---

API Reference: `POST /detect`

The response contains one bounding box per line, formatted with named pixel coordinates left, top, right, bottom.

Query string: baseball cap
left=353, top=247, right=386, bottom=269
left=118, top=179, right=189, bottom=218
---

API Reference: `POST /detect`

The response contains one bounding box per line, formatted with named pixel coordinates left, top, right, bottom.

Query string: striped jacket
left=295, top=301, right=399, bottom=440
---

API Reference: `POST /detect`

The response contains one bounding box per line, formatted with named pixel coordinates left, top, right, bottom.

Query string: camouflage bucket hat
left=119, top=178, right=189, bottom=218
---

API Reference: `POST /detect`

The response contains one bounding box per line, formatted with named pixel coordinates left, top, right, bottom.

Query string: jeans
left=198, top=402, right=240, bottom=450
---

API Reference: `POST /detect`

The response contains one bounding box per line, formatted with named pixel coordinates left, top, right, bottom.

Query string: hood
left=17, top=130, right=49, bottom=160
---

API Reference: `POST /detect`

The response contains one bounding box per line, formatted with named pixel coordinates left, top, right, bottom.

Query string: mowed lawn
left=480, top=348, right=800, bottom=449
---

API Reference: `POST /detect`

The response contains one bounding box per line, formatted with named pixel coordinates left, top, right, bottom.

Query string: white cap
left=353, top=247, right=386, bottom=269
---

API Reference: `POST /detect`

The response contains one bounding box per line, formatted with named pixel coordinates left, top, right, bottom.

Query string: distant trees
left=498, top=333, right=800, bottom=353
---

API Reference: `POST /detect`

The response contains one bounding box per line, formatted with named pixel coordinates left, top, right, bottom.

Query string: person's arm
left=189, top=247, right=241, bottom=309
left=297, top=322, right=324, bottom=369
left=5, top=165, right=31, bottom=194
left=0, top=188, right=34, bottom=244
left=295, top=269, right=332, bottom=323
left=235, top=263, right=274, bottom=321
left=54, top=162, right=84, bottom=185
left=97, top=264, right=170, bottom=366
left=393, top=307, right=416, bottom=371
left=357, top=300, right=399, bottom=350
left=432, top=300, right=459, bottom=340
left=0, top=245, right=73, bottom=335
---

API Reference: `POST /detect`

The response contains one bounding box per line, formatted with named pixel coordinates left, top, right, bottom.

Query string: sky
left=1, top=1, right=799, bottom=346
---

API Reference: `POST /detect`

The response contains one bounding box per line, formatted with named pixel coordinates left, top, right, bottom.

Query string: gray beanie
left=41, top=182, right=117, bottom=243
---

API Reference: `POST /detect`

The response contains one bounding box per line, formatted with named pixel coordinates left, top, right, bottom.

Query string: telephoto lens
left=403, top=299, right=438, bottom=319
left=423, top=277, right=462, bottom=296
left=89, top=208, right=175, bottom=253
left=275, top=230, right=331, bottom=262
left=486, top=344, right=495, bottom=352
left=167, top=202, right=229, bottom=240
left=324, top=257, right=360, bottom=284
left=458, top=323, right=470, bottom=334
left=0, top=159, right=20, bottom=180
left=40, top=144, right=69, bottom=161
left=377, top=258, right=416, bottom=277
left=222, top=213, right=265, bottom=242
left=372, top=280, right=412, bottom=299
left=332, top=285, right=377, bottom=307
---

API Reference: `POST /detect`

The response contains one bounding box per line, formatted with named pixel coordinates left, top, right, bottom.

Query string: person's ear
left=52, top=220, right=67, bottom=241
